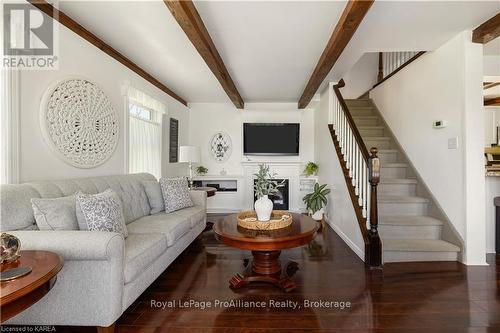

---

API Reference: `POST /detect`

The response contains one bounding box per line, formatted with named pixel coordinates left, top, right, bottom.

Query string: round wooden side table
left=214, top=213, right=318, bottom=292
left=0, top=250, right=63, bottom=323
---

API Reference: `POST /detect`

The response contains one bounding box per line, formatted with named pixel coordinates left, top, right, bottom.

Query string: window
left=127, top=86, right=166, bottom=179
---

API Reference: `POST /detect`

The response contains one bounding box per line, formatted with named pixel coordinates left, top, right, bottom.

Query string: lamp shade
left=179, top=146, right=200, bottom=163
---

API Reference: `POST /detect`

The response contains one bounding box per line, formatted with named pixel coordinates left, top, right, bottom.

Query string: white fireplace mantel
left=241, top=161, right=307, bottom=212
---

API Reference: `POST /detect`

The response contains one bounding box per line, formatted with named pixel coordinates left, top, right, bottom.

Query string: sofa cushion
left=31, top=195, right=78, bottom=230
left=159, top=177, right=193, bottom=213
left=127, top=212, right=191, bottom=247
left=142, top=180, right=164, bottom=214
left=170, top=206, right=206, bottom=228
left=0, top=184, right=41, bottom=231
left=124, top=233, right=166, bottom=284
left=76, top=189, right=128, bottom=238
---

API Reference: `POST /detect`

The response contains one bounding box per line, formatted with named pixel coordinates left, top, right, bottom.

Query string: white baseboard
left=325, top=218, right=365, bottom=261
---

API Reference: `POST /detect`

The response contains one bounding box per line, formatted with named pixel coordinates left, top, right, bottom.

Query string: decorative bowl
left=0, top=233, right=21, bottom=264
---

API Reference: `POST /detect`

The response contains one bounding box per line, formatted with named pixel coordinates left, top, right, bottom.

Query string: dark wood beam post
left=164, top=0, right=244, bottom=109
left=27, top=0, right=188, bottom=106
left=367, top=147, right=382, bottom=267
left=472, top=13, right=500, bottom=44
left=298, top=0, right=374, bottom=109
left=377, top=52, right=383, bottom=82
left=485, top=97, right=500, bottom=106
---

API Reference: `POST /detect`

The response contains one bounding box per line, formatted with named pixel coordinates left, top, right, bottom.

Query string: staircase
left=345, top=98, right=460, bottom=263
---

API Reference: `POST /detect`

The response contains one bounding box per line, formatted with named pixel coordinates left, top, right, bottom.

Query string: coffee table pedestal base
left=229, top=250, right=299, bottom=292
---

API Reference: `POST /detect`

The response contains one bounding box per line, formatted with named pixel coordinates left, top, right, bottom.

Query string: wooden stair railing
left=374, top=51, right=425, bottom=88
left=329, top=79, right=382, bottom=267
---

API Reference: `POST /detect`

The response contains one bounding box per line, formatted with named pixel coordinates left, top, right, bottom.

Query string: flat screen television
left=243, top=123, right=300, bottom=156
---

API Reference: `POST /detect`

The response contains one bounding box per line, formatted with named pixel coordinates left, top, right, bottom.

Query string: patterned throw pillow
left=76, top=189, right=128, bottom=238
left=159, top=177, right=193, bottom=213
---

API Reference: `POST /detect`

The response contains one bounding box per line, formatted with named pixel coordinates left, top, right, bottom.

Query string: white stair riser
left=379, top=183, right=416, bottom=196
left=364, top=139, right=391, bottom=149
left=379, top=225, right=442, bottom=239
left=379, top=202, right=428, bottom=216
left=353, top=118, right=379, bottom=126
left=351, top=108, right=374, bottom=116
left=383, top=251, right=458, bottom=263
left=360, top=128, right=385, bottom=137
left=378, top=152, right=399, bottom=163
left=381, top=166, right=407, bottom=178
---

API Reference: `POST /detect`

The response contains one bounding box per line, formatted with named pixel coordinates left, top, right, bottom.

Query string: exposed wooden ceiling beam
left=27, top=0, right=187, bottom=106
left=298, top=0, right=374, bottom=109
left=164, top=0, right=244, bottom=109
left=485, top=97, right=500, bottom=106
left=484, top=82, right=500, bottom=90
left=472, top=12, right=500, bottom=44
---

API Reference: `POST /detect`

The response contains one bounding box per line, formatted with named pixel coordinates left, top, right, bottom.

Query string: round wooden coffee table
left=0, top=250, right=63, bottom=323
left=214, top=213, right=318, bottom=292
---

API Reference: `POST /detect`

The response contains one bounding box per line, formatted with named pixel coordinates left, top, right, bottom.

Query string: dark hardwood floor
left=6, top=218, right=500, bottom=332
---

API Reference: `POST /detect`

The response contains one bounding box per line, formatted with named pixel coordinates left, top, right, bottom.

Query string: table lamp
left=179, top=146, right=200, bottom=188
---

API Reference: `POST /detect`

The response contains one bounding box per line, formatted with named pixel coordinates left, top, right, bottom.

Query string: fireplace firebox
left=253, top=179, right=289, bottom=210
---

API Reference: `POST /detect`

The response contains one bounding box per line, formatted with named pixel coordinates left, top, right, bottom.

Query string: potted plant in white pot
left=303, top=183, right=330, bottom=221
left=254, top=164, right=284, bottom=221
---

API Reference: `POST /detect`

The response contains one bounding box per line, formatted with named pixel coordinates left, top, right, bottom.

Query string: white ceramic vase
left=254, top=195, right=273, bottom=221
left=311, top=208, right=324, bottom=221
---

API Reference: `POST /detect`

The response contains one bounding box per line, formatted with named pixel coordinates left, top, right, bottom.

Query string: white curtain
left=128, top=86, right=166, bottom=115
left=129, top=115, right=162, bottom=179
left=0, top=69, right=20, bottom=184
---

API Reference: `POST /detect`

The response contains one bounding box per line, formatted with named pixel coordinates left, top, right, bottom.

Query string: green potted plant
left=196, top=166, right=208, bottom=176
left=303, top=162, right=319, bottom=177
left=254, top=164, right=284, bottom=221
left=303, top=183, right=330, bottom=221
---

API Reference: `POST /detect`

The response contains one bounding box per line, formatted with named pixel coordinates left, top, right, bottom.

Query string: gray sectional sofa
left=0, top=173, right=207, bottom=331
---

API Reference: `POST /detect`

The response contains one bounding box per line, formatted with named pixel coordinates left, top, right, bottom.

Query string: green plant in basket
left=303, top=183, right=330, bottom=218
left=196, top=166, right=208, bottom=175
left=303, top=162, right=319, bottom=177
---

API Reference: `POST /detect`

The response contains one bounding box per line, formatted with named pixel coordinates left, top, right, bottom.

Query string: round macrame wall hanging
left=40, top=78, right=119, bottom=168
left=210, top=132, right=232, bottom=163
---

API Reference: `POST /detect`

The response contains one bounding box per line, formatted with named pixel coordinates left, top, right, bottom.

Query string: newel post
left=377, top=52, right=384, bottom=82
left=368, top=147, right=382, bottom=267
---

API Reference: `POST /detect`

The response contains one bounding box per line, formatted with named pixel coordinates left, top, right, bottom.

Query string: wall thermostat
left=433, top=120, right=447, bottom=129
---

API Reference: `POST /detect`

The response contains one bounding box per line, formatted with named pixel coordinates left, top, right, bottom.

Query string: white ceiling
left=58, top=1, right=499, bottom=105
left=58, top=0, right=230, bottom=103
left=194, top=0, right=347, bottom=102
left=326, top=1, right=500, bottom=90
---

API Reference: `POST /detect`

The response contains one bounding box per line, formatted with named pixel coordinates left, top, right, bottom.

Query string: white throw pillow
left=31, top=195, right=78, bottom=230
left=76, top=189, right=128, bottom=238
left=159, top=177, right=193, bottom=213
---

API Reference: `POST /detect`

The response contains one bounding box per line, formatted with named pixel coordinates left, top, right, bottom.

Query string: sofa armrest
left=190, top=190, right=207, bottom=210
left=7, top=230, right=125, bottom=327
left=8, top=230, right=124, bottom=261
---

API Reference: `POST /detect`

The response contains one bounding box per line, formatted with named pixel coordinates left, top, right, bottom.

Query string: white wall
left=484, top=55, right=500, bottom=76
left=188, top=102, right=315, bottom=176
left=314, top=83, right=365, bottom=260
left=339, top=52, right=379, bottom=99
left=370, top=31, right=486, bottom=265
left=484, top=107, right=500, bottom=145
left=18, top=23, right=189, bottom=182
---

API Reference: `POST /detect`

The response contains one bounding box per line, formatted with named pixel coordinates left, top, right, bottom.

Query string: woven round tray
left=237, top=210, right=293, bottom=230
